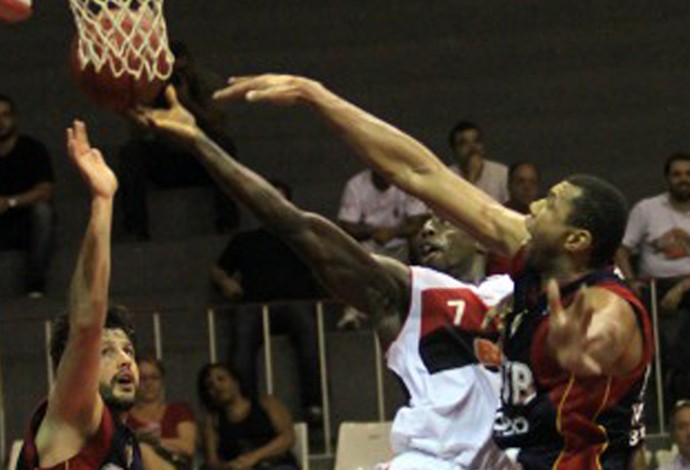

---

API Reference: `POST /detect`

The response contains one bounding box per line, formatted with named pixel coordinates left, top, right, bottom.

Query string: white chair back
left=334, top=421, right=393, bottom=470
left=292, top=422, right=309, bottom=470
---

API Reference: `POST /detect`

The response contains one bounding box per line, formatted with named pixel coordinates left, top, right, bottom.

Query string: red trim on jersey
left=530, top=279, right=653, bottom=469
left=419, top=287, right=492, bottom=337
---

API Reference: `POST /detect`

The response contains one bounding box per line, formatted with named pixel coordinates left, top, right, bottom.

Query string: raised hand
left=131, top=85, right=200, bottom=143
left=67, top=121, right=117, bottom=199
left=546, top=279, right=602, bottom=376
left=213, top=74, right=322, bottom=106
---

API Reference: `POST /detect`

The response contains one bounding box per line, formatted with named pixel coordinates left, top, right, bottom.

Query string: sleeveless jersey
left=17, top=401, right=143, bottom=470
left=386, top=266, right=515, bottom=469
left=493, top=253, right=653, bottom=470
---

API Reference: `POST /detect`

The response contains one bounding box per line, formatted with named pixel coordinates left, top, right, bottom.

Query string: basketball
left=0, top=0, right=32, bottom=23
left=69, top=7, right=173, bottom=112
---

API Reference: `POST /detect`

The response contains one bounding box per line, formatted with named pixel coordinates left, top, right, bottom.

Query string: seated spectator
left=127, top=356, right=197, bottom=470
left=211, top=180, right=324, bottom=425
left=0, top=94, right=55, bottom=297
left=657, top=400, right=690, bottom=469
left=198, top=363, right=299, bottom=470
left=117, top=41, right=240, bottom=240
left=338, top=169, right=428, bottom=263
left=487, top=161, right=541, bottom=275
left=337, top=168, right=428, bottom=328
left=448, top=121, right=508, bottom=202
left=504, top=161, right=540, bottom=214
left=616, top=153, right=690, bottom=403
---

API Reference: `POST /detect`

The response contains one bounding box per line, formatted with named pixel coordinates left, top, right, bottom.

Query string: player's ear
left=564, top=228, right=591, bottom=255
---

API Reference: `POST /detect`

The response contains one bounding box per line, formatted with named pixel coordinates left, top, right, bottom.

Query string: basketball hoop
left=68, top=0, right=174, bottom=82
left=0, top=0, right=32, bottom=23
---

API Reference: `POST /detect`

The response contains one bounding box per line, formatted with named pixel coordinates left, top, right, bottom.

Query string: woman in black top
left=197, top=363, right=299, bottom=470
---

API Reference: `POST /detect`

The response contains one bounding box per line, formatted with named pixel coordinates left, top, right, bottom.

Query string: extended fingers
left=547, top=279, right=562, bottom=317
left=213, top=75, right=271, bottom=102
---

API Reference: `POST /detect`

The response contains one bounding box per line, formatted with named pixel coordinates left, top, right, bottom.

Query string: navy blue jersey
left=493, top=250, right=652, bottom=470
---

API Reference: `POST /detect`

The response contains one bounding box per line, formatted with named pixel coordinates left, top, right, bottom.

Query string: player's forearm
left=68, top=196, right=113, bottom=330
left=301, top=81, right=447, bottom=192
left=191, top=133, right=307, bottom=236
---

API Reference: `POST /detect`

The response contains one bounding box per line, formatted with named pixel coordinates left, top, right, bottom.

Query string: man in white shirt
left=658, top=401, right=690, bottom=470
left=617, top=153, right=690, bottom=403
left=338, top=169, right=428, bottom=262
left=448, top=121, right=508, bottom=203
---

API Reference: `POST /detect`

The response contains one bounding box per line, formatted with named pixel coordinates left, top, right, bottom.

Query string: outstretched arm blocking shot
left=213, top=75, right=528, bottom=258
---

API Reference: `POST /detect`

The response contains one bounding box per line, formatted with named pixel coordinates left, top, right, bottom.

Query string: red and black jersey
left=493, top=250, right=653, bottom=470
left=17, top=401, right=143, bottom=470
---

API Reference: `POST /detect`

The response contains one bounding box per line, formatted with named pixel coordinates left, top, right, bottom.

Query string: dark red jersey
left=17, top=401, right=143, bottom=470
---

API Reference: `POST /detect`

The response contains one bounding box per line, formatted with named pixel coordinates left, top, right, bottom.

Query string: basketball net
left=68, top=0, right=174, bottom=81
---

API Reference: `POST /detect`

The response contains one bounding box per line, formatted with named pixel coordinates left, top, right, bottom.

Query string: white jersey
left=386, top=267, right=515, bottom=469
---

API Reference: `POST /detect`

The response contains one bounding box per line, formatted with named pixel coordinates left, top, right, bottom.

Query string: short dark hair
left=664, top=152, right=690, bottom=177
left=448, top=120, right=482, bottom=149
left=0, top=94, right=15, bottom=113
left=508, top=162, right=539, bottom=181
left=197, top=362, right=245, bottom=412
left=50, top=305, right=136, bottom=370
left=565, top=174, right=629, bottom=268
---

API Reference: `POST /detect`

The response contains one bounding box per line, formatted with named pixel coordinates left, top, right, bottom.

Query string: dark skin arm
left=133, top=87, right=411, bottom=346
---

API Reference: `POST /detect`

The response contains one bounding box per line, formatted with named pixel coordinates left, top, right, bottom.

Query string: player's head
left=0, top=94, right=18, bottom=140
left=413, top=214, right=485, bottom=277
left=664, top=153, right=690, bottom=203
left=526, top=174, right=628, bottom=270
left=50, top=306, right=139, bottom=412
left=197, top=363, right=244, bottom=412
left=448, top=120, right=484, bottom=161
left=136, top=355, right=165, bottom=404
left=671, top=400, right=690, bottom=461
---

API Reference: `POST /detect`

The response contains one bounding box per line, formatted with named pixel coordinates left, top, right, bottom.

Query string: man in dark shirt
left=0, top=94, right=55, bottom=297
left=211, top=180, right=324, bottom=423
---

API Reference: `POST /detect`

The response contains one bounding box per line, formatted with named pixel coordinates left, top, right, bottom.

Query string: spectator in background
left=211, top=180, right=324, bottom=425
left=448, top=121, right=508, bottom=202
left=127, top=356, right=197, bottom=470
left=198, top=363, right=299, bottom=470
left=117, top=41, right=240, bottom=240
left=338, top=169, right=428, bottom=262
left=617, top=153, right=690, bottom=403
left=487, top=162, right=541, bottom=275
left=0, top=94, right=54, bottom=297
left=504, top=162, right=541, bottom=214
left=657, top=401, right=690, bottom=470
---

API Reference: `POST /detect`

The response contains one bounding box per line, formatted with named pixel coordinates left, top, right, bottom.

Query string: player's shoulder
left=476, top=274, right=514, bottom=304
left=410, top=265, right=474, bottom=289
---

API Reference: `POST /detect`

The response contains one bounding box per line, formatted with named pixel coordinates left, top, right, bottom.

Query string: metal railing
left=0, top=281, right=676, bottom=464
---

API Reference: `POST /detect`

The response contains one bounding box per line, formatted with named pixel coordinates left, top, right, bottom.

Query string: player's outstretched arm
left=546, top=280, right=643, bottom=377
left=36, top=121, right=118, bottom=459
left=134, top=88, right=410, bottom=342
left=213, top=75, right=527, bottom=257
